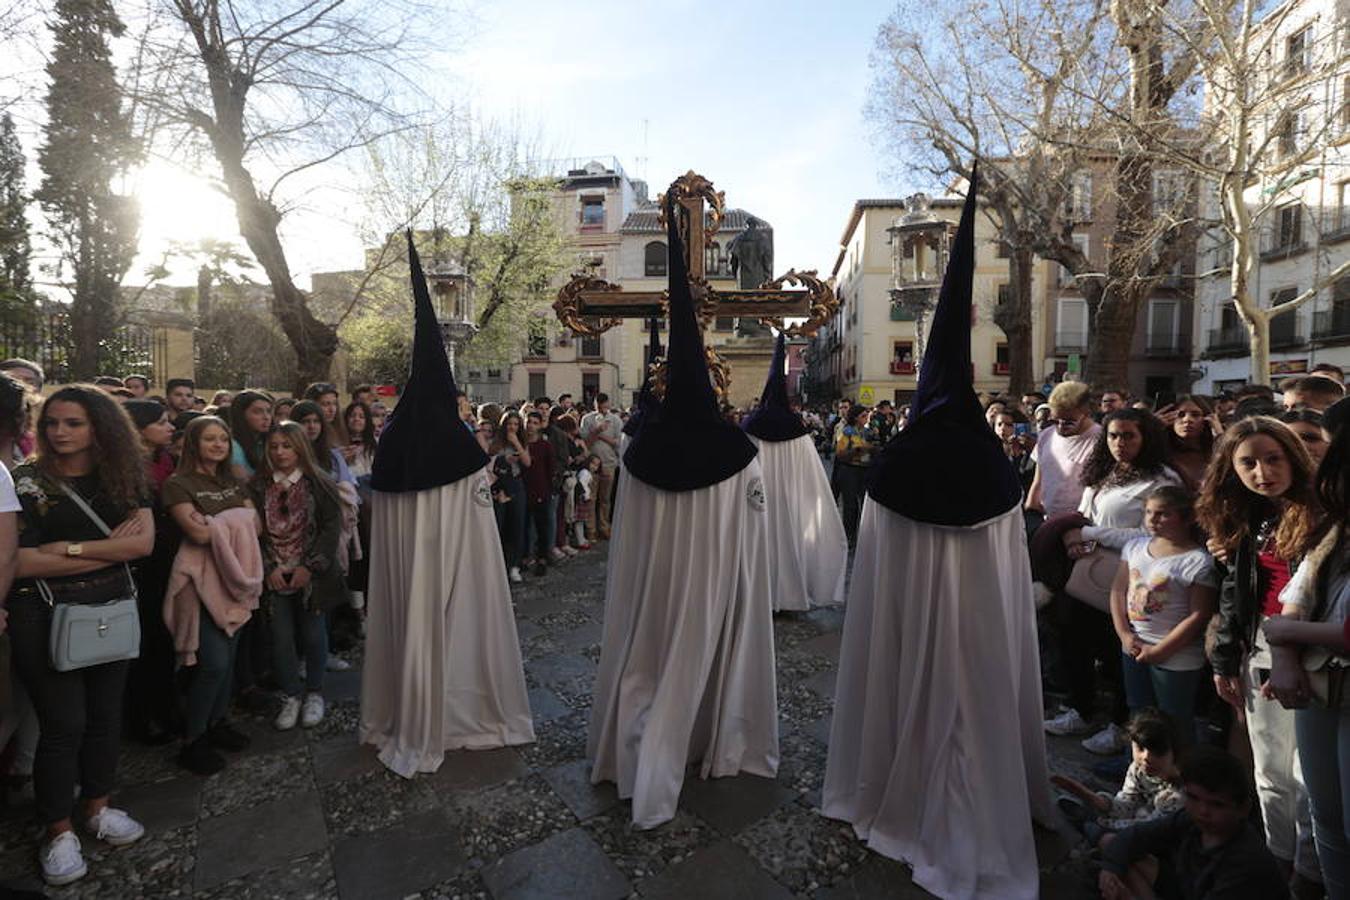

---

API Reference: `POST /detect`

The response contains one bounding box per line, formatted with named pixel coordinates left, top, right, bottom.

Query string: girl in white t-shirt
left=1110, top=485, right=1218, bottom=745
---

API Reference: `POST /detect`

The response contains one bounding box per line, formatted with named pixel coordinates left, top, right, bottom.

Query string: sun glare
left=131, top=163, right=239, bottom=272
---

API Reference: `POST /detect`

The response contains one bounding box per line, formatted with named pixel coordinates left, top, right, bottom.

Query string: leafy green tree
left=35, top=0, right=140, bottom=380
left=0, top=112, right=35, bottom=326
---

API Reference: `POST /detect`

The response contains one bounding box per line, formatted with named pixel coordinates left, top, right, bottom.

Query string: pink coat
left=163, top=506, right=264, bottom=665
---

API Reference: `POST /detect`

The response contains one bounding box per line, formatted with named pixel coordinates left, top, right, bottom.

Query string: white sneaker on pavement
left=301, top=692, right=325, bottom=728
left=40, top=832, right=86, bottom=885
left=509, top=567, right=522, bottom=584
left=1043, top=707, right=1093, bottom=736
left=325, top=656, right=351, bottom=672
left=275, top=696, right=301, bottom=730
left=1082, top=722, right=1130, bottom=755
left=85, top=806, right=145, bottom=846
left=561, top=546, right=578, bottom=557
left=548, top=547, right=567, bottom=562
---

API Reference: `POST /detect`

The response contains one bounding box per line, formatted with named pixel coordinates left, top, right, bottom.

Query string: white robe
left=588, top=460, right=779, bottom=829
left=822, top=499, right=1054, bottom=900
left=749, top=434, right=848, bottom=611
left=360, top=468, right=535, bottom=777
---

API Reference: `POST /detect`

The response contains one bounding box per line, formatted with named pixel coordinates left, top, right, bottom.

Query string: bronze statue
left=728, top=216, right=773, bottom=291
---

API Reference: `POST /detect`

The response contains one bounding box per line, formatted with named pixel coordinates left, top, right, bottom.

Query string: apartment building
left=1192, top=0, right=1350, bottom=392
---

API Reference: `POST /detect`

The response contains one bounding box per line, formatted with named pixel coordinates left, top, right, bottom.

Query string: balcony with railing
left=1314, top=308, right=1350, bottom=342
left=1205, top=326, right=1247, bottom=356
left=889, top=304, right=917, bottom=321
left=1259, top=223, right=1308, bottom=261
left=992, top=361, right=1011, bottom=376
left=1145, top=333, right=1188, bottom=357
left=889, top=360, right=916, bottom=375
left=1054, top=331, right=1087, bottom=353
left=1270, top=322, right=1306, bottom=349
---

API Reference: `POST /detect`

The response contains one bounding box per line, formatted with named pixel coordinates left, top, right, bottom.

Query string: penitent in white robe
left=588, top=459, right=779, bottom=829
left=749, top=434, right=847, bottom=611
left=822, top=499, right=1054, bottom=900
left=360, top=468, right=535, bottom=777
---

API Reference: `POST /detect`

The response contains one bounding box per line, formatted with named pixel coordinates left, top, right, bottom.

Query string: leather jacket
left=1209, top=529, right=1300, bottom=677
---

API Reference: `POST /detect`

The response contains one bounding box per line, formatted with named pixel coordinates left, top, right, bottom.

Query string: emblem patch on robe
left=474, top=476, right=493, bottom=508
left=747, top=477, right=766, bottom=512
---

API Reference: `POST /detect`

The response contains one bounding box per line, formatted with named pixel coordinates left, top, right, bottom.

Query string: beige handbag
left=1065, top=549, right=1121, bottom=613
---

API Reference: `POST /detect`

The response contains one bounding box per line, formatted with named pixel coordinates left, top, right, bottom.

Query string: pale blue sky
left=433, top=0, right=898, bottom=277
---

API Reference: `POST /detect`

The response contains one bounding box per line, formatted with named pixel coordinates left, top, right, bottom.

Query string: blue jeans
left=1297, top=703, right=1350, bottom=899
left=268, top=593, right=328, bottom=697
left=1120, top=652, right=1203, bottom=745
left=185, top=615, right=239, bottom=740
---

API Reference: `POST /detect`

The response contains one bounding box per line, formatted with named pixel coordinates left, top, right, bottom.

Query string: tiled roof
left=619, top=207, right=768, bottom=235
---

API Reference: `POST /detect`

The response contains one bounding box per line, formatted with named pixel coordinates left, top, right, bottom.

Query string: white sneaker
left=1043, top=707, right=1093, bottom=736
left=275, top=696, right=301, bottom=730
left=349, top=590, right=365, bottom=610
left=561, top=545, right=578, bottom=557
left=509, top=567, right=523, bottom=584
left=301, top=693, right=325, bottom=728
left=325, top=656, right=351, bottom=672
left=40, top=831, right=86, bottom=885
left=85, top=806, right=145, bottom=846
left=1082, top=722, right=1130, bottom=755
left=548, top=547, right=567, bottom=562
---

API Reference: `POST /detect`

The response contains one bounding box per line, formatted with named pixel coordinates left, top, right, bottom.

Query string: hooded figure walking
left=741, top=331, right=848, bottom=610
left=821, top=166, right=1054, bottom=899
left=359, top=234, right=534, bottom=778
left=588, top=186, right=778, bottom=830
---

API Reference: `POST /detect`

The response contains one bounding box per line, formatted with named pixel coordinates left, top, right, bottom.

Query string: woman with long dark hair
left=489, top=410, right=530, bottom=584
left=7, top=386, right=154, bottom=885
left=1047, top=408, right=1181, bottom=754
left=302, top=382, right=348, bottom=448
left=1162, top=394, right=1217, bottom=492
left=1197, top=416, right=1322, bottom=888
left=833, top=404, right=875, bottom=549
left=227, top=389, right=274, bottom=480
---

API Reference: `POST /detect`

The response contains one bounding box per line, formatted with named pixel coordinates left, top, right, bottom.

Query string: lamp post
left=426, top=256, right=477, bottom=393
left=885, top=193, right=959, bottom=370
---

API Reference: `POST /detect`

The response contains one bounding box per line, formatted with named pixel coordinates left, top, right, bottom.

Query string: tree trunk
left=993, top=244, right=1036, bottom=394
left=207, top=123, right=337, bottom=394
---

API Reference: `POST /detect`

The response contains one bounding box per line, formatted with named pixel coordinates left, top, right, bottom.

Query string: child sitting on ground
left=1052, top=708, right=1184, bottom=846
left=1097, top=746, right=1286, bottom=900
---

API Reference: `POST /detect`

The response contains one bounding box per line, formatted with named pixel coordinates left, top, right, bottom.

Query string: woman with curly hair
left=1197, top=415, right=1322, bottom=888
left=6, top=386, right=154, bottom=885
left=1046, top=408, right=1181, bottom=755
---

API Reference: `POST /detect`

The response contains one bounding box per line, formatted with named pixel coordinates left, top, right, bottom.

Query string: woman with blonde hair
left=1197, top=415, right=1322, bottom=888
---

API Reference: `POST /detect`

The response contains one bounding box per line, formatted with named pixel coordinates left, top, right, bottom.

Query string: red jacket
left=523, top=438, right=556, bottom=504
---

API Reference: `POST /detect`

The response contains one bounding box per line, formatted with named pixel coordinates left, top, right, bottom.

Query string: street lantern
left=426, top=256, right=477, bottom=384
left=886, top=193, right=959, bottom=370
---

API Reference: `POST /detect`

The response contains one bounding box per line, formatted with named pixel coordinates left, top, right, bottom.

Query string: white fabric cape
left=588, top=459, right=779, bottom=829
left=749, top=434, right=847, bottom=610
left=360, top=468, right=535, bottom=777
left=822, top=498, right=1054, bottom=900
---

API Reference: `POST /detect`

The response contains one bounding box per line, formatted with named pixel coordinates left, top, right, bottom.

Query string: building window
left=528, top=372, right=546, bottom=399
left=1270, top=287, right=1300, bottom=346
left=581, top=372, right=600, bottom=405
left=997, top=283, right=1012, bottom=307
left=1286, top=27, right=1309, bottom=77
left=486, top=367, right=502, bottom=379
left=995, top=239, right=1010, bottom=259
left=526, top=319, right=548, bottom=358
left=1060, top=235, right=1088, bottom=288
left=1338, top=182, right=1350, bottom=232
left=1066, top=172, right=1093, bottom=220
left=1276, top=203, right=1303, bottom=250
left=1056, top=297, right=1087, bottom=351
left=1148, top=298, right=1179, bottom=352
left=891, top=341, right=914, bottom=375
left=580, top=197, right=604, bottom=230
left=994, top=342, right=1010, bottom=375
left=644, top=241, right=667, bottom=277
left=1275, top=112, right=1300, bottom=159
left=1152, top=169, right=1185, bottom=212
left=1342, top=77, right=1350, bottom=131
left=579, top=334, right=602, bottom=358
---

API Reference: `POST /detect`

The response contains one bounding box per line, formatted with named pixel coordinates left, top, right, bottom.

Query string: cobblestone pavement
left=0, top=543, right=1102, bottom=899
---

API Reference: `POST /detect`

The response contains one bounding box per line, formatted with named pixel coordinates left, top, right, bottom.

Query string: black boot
left=176, top=736, right=226, bottom=776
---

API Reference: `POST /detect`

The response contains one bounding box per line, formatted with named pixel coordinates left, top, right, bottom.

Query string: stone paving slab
left=332, top=808, right=465, bottom=900
left=525, top=686, right=571, bottom=723
left=678, top=772, right=798, bottom=835
left=540, top=758, right=619, bottom=821
left=811, top=853, right=925, bottom=899
left=796, top=632, right=843, bottom=663
left=113, top=775, right=202, bottom=833
left=636, top=839, right=795, bottom=900
left=480, top=827, right=629, bottom=900
left=195, top=790, right=329, bottom=891
left=311, top=735, right=381, bottom=786
left=426, top=747, right=528, bottom=793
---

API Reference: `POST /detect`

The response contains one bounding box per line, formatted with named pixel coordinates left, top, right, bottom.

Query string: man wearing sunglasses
left=1025, top=380, right=1100, bottom=521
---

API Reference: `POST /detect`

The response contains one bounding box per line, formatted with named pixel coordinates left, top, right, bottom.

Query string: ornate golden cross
left=552, top=172, right=837, bottom=393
